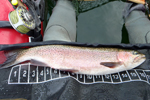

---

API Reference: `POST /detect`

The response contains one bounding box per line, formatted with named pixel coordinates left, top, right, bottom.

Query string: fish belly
left=37, top=45, right=120, bottom=75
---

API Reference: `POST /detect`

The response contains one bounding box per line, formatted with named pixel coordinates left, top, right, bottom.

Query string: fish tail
left=0, top=49, right=21, bottom=69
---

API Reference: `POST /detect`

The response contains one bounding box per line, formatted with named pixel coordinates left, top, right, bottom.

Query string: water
left=44, top=0, right=129, bottom=44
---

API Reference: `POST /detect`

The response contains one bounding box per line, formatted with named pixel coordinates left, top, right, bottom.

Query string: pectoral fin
left=100, top=62, right=122, bottom=68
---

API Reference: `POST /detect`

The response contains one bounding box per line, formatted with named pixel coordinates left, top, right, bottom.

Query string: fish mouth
left=133, top=55, right=146, bottom=63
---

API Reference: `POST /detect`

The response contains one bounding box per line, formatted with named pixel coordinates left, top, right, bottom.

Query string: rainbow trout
left=0, top=45, right=146, bottom=75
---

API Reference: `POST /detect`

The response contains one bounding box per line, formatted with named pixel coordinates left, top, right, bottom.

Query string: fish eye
left=132, top=51, right=139, bottom=55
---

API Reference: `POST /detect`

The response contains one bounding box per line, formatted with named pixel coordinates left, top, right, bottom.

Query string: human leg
left=43, top=0, right=76, bottom=42
left=124, top=3, right=150, bottom=44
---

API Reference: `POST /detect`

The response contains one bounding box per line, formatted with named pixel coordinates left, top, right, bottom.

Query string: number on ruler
left=23, top=70, right=27, bottom=77
left=95, top=75, right=101, bottom=78
left=54, top=69, right=58, bottom=74
left=46, top=68, right=49, bottom=75
left=40, top=70, right=44, bottom=76
left=139, top=73, right=146, bottom=77
left=80, top=74, right=83, bottom=78
left=32, top=70, right=35, bottom=77
left=63, top=71, right=66, bottom=74
left=87, top=75, right=93, bottom=79
left=121, top=73, right=128, bottom=78
left=147, top=75, right=150, bottom=80
left=71, top=73, right=75, bottom=75
left=130, top=72, right=137, bottom=77
left=14, top=71, right=17, bottom=77
left=105, top=75, right=110, bottom=79
left=112, top=75, right=119, bottom=79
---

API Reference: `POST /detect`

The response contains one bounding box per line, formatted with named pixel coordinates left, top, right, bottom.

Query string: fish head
left=117, top=50, right=146, bottom=69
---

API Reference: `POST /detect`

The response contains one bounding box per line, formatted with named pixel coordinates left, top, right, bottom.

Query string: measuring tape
left=8, top=6, right=35, bottom=34
left=8, top=63, right=150, bottom=85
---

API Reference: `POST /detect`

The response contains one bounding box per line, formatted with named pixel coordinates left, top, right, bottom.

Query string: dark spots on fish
left=100, top=62, right=122, bottom=68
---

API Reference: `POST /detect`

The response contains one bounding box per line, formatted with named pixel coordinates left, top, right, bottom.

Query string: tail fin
left=0, top=50, right=20, bottom=69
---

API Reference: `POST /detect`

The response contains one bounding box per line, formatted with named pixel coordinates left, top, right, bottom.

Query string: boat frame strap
left=0, top=21, right=12, bottom=28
